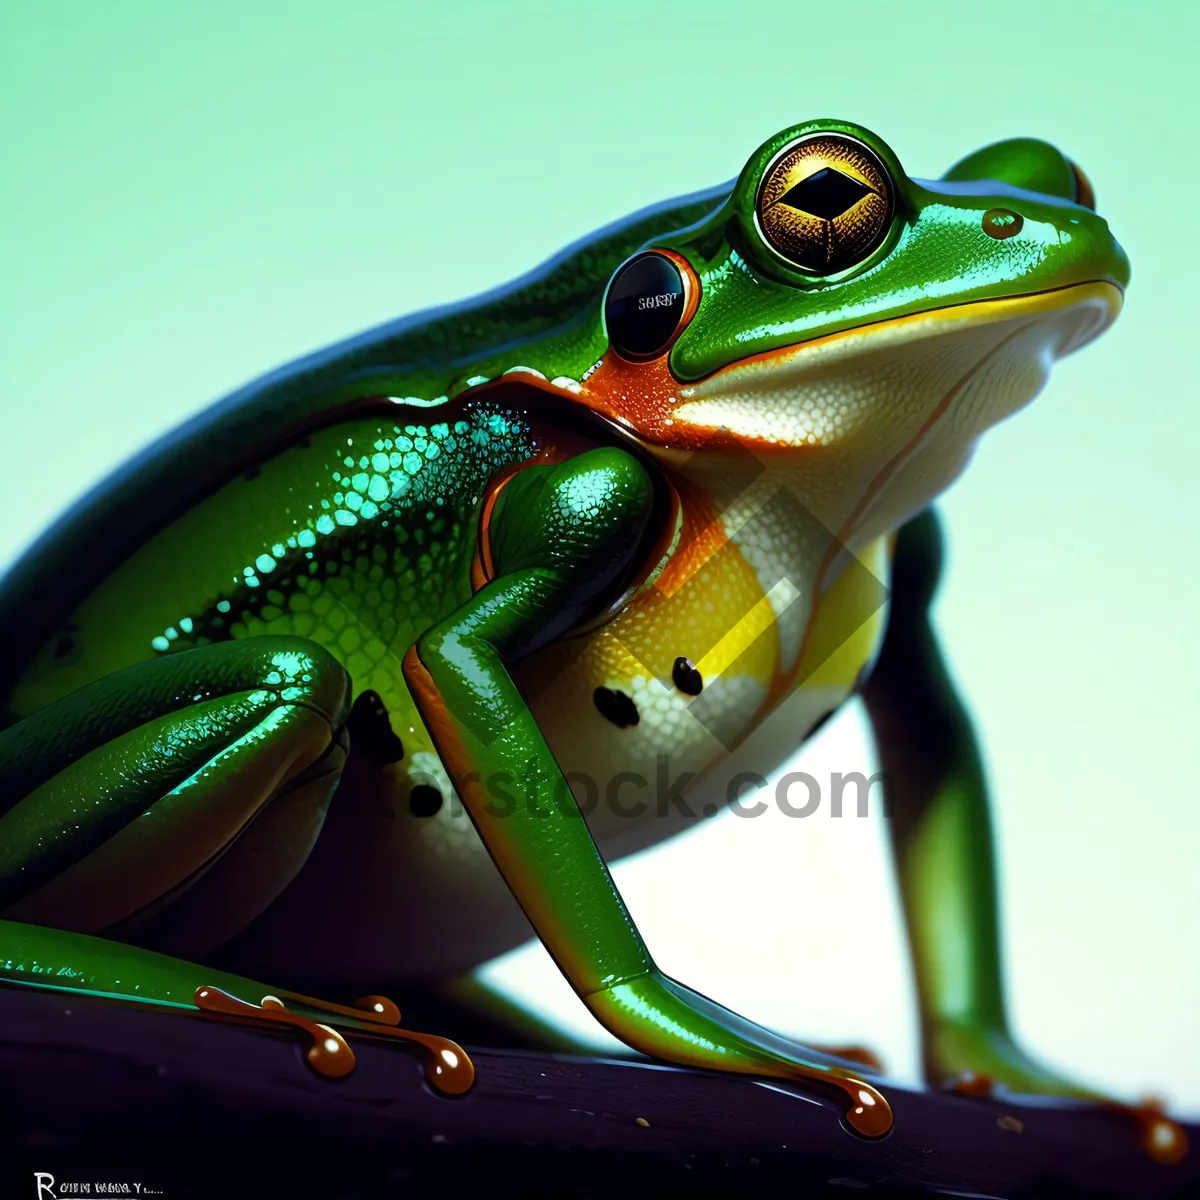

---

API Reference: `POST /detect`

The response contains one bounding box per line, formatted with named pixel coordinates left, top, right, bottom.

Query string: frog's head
left=577, top=119, right=1128, bottom=542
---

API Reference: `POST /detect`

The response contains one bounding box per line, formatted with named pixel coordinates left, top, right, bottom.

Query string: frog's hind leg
left=860, top=509, right=1063, bottom=1095
left=0, top=636, right=350, bottom=961
left=860, top=508, right=1186, bottom=1163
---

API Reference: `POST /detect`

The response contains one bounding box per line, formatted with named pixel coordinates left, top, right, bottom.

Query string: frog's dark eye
left=604, top=250, right=698, bottom=361
left=755, top=133, right=894, bottom=275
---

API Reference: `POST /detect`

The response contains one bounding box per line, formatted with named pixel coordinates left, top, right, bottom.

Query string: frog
left=0, top=116, right=1179, bottom=1152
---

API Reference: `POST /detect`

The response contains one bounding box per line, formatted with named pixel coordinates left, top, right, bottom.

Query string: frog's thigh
left=0, top=636, right=350, bottom=959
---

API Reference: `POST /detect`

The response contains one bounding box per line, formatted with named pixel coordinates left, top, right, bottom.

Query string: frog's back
left=0, top=180, right=730, bottom=719
left=5, top=402, right=541, bottom=725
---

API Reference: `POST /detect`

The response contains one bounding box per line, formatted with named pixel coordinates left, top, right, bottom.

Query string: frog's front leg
left=0, top=636, right=350, bottom=957
left=403, top=446, right=892, bottom=1138
left=861, top=509, right=1186, bottom=1162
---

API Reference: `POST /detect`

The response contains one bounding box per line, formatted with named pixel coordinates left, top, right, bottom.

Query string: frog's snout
left=1059, top=159, right=1130, bottom=289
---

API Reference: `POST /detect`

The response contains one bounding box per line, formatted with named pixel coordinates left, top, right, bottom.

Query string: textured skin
left=0, top=119, right=1158, bottom=1145
left=8, top=409, right=538, bottom=776
left=0, top=188, right=729, bottom=686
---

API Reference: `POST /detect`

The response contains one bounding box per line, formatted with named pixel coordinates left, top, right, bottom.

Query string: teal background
left=2, top=2, right=1197, bottom=1112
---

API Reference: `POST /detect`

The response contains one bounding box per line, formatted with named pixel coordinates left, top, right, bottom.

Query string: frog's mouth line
left=543, top=279, right=1120, bottom=462
left=656, top=280, right=1122, bottom=556
left=665, top=280, right=1123, bottom=450
left=536, top=279, right=1122, bottom=597
left=428, top=281, right=1118, bottom=471
left=396, top=279, right=1121, bottom=555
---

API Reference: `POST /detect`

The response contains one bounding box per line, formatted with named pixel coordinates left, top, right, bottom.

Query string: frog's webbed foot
left=927, top=1019, right=1188, bottom=1164
left=194, top=984, right=474, bottom=1095
left=927, top=1019, right=1095, bottom=1099
left=587, top=971, right=894, bottom=1138
left=0, top=918, right=476, bottom=1098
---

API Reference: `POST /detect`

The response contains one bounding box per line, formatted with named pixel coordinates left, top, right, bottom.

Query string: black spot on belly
left=594, top=687, right=639, bottom=728
left=409, top=784, right=443, bottom=818
left=347, top=689, right=405, bottom=765
left=671, top=656, right=703, bottom=696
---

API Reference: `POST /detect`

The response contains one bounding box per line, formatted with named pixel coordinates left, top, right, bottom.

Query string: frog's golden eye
left=755, top=133, right=894, bottom=275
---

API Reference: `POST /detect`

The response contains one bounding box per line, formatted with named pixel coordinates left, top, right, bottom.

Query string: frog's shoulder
left=0, top=183, right=731, bottom=693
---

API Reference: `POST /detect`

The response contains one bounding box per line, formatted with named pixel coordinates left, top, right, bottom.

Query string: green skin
left=0, top=120, right=1129, bottom=1122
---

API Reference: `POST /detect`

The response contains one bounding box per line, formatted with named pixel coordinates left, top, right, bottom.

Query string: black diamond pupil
left=778, top=167, right=873, bottom=221
left=605, top=254, right=685, bottom=360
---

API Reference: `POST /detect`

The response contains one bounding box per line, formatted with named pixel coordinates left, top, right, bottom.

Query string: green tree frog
left=2, top=118, right=1177, bottom=1153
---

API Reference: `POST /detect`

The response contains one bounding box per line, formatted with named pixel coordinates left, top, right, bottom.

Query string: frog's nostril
left=1069, top=160, right=1096, bottom=210
left=981, top=208, right=1024, bottom=240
